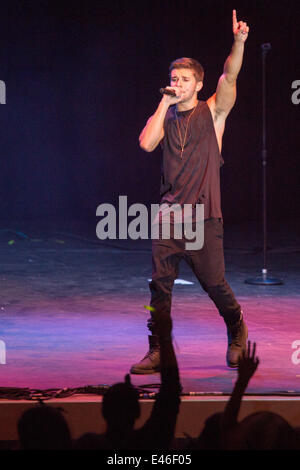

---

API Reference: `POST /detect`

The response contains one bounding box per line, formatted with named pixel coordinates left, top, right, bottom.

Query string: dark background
left=0, top=0, right=299, bottom=224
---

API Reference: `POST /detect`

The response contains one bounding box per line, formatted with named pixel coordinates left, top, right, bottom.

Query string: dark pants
left=148, top=218, right=242, bottom=334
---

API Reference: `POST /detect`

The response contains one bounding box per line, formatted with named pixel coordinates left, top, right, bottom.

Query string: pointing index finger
left=232, top=9, right=238, bottom=27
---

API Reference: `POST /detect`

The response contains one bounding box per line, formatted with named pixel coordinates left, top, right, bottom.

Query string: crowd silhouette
left=6, top=315, right=300, bottom=451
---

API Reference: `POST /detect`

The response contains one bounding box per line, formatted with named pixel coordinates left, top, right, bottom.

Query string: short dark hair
left=169, top=57, right=204, bottom=83
left=17, top=404, right=72, bottom=450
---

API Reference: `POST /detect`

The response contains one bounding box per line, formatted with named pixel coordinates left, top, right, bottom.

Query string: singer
left=130, top=10, right=250, bottom=374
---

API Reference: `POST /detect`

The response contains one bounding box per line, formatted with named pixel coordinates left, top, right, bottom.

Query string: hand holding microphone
left=159, top=86, right=182, bottom=104
left=159, top=87, right=176, bottom=96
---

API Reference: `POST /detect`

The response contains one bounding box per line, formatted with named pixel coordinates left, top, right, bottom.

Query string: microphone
left=159, top=87, right=177, bottom=97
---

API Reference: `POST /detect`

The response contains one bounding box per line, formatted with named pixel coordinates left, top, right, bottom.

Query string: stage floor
left=1, top=217, right=300, bottom=395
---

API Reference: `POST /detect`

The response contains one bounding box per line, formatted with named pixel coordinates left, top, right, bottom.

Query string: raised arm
left=207, top=9, right=249, bottom=122
left=221, top=341, right=259, bottom=432
left=136, top=312, right=182, bottom=450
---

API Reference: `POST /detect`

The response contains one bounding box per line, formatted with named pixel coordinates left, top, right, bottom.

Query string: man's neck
left=176, top=96, right=199, bottom=112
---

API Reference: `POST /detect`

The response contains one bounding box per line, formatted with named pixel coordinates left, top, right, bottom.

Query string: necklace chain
left=175, top=102, right=198, bottom=159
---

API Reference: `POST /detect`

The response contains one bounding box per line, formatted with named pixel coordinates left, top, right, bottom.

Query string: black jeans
left=148, top=218, right=241, bottom=333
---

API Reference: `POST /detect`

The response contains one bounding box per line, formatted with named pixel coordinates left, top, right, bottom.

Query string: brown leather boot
left=226, top=314, right=248, bottom=368
left=130, top=335, right=160, bottom=375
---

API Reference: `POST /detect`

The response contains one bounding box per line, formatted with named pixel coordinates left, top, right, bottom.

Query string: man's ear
left=196, top=81, right=203, bottom=92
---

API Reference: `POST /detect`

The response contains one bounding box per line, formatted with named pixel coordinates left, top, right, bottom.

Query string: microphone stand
left=245, top=43, right=283, bottom=286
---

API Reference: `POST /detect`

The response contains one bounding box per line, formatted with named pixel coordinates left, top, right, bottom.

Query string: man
left=130, top=10, right=249, bottom=374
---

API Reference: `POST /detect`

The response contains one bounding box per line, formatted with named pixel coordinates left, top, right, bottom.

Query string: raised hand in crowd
left=221, top=341, right=259, bottom=432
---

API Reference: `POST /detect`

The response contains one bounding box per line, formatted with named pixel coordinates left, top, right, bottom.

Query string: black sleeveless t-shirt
left=160, top=100, right=224, bottom=220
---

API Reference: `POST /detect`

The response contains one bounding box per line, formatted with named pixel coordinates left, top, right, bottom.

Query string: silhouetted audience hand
left=236, top=340, right=259, bottom=388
